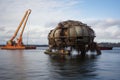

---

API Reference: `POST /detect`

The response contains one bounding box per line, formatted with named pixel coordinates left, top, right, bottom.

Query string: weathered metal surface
left=48, top=20, right=95, bottom=47
left=47, top=20, right=101, bottom=56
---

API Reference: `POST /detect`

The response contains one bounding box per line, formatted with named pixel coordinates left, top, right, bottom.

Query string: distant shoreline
left=0, top=45, right=49, bottom=47
left=1, top=42, right=120, bottom=47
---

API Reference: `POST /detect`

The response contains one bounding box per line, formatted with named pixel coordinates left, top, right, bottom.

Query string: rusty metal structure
left=45, top=20, right=101, bottom=56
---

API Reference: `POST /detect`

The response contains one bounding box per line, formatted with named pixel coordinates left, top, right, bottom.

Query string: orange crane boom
left=10, top=9, right=31, bottom=41
left=1, top=9, right=35, bottom=50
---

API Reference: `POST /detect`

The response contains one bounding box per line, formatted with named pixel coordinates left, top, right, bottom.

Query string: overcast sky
left=0, top=0, right=120, bottom=45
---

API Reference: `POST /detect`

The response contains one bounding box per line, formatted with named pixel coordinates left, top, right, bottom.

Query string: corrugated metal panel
left=69, top=27, right=76, bottom=37
left=75, top=26, right=83, bottom=36
left=82, top=26, right=89, bottom=36
left=89, top=28, right=95, bottom=37
left=54, top=29, right=61, bottom=38
left=49, top=30, right=55, bottom=38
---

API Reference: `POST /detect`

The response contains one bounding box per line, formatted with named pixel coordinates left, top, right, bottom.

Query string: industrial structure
left=1, top=9, right=36, bottom=50
left=45, top=20, right=101, bottom=56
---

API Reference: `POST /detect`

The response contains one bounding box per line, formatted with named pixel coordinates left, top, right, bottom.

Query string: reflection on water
left=0, top=47, right=120, bottom=80
left=0, top=50, right=26, bottom=80
left=47, top=54, right=99, bottom=80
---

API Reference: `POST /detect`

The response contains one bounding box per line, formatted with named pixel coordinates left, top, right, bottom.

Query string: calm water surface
left=0, top=47, right=120, bottom=80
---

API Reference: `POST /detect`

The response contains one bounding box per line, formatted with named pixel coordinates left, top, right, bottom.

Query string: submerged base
left=44, top=49, right=70, bottom=55
left=44, top=49, right=101, bottom=60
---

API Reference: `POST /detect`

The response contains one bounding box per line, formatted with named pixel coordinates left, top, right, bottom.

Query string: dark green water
left=0, top=47, right=120, bottom=80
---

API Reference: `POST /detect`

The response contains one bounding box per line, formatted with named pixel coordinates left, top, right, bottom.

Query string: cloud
left=0, top=0, right=81, bottom=44
left=0, top=27, right=5, bottom=32
left=0, top=0, right=120, bottom=44
left=85, top=19, right=120, bottom=42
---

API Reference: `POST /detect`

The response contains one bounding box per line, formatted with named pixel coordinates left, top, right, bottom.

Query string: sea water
left=0, top=47, right=120, bottom=80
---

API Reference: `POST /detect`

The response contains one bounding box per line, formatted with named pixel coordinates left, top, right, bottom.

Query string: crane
left=1, top=9, right=35, bottom=49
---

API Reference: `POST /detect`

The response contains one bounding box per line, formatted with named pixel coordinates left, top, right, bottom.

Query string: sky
left=0, top=0, right=120, bottom=45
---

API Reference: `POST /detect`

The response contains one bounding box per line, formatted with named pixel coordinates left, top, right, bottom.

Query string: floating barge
left=1, top=45, right=36, bottom=50
left=99, top=46, right=113, bottom=50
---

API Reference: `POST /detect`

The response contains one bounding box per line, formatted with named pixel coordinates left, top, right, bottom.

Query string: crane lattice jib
left=20, top=9, right=31, bottom=38
left=10, top=9, right=31, bottom=41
